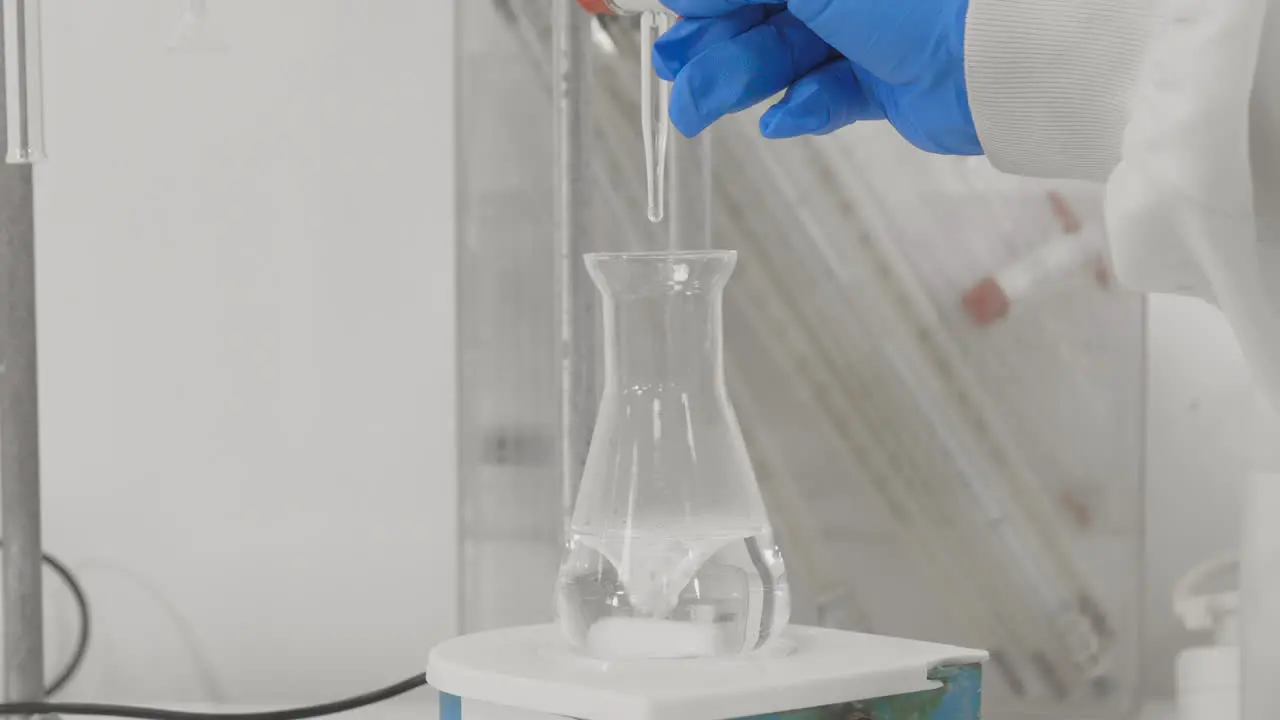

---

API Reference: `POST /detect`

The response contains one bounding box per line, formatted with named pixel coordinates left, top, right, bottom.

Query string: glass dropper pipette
left=574, top=1, right=679, bottom=224
left=640, top=10, right=672, bottom=223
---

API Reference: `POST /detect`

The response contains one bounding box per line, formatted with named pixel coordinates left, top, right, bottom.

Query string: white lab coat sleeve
left=964, top=0, right=1159, bottom=181
left=967, top=0, right=1280, bottom=413
left=1106, top=0, right=1280, bottom=412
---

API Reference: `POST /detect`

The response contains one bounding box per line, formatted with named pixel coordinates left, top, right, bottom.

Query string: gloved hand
left=653, top=0, right=981, bottom=155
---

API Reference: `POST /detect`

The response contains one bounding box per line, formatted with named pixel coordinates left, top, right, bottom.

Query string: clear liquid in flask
left=556, top=523, right=789, bottom=660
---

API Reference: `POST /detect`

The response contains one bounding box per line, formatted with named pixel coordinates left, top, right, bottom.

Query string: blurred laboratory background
left=0, top=1, right=1272, bottom=718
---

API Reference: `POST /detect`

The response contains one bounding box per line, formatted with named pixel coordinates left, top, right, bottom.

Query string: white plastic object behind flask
left=554, top=250, right=790, bottom=661
left=1242, top=472, right=1280, bottom=719
left=1174, top=556, right=1240, bottom=720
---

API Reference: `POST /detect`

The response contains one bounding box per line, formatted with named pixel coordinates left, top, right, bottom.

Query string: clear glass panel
left=458, top=2, right=1145, bottom=717
left=456, top=0, right=562, bottom=632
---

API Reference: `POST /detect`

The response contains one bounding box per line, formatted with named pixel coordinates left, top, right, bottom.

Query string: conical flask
left=555, top=250, right=790, bottom=660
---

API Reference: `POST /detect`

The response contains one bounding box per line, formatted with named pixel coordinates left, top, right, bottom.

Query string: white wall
left=1143, top=294, right=1277, bottom=698
left=18, top=0, right=455, bottom=704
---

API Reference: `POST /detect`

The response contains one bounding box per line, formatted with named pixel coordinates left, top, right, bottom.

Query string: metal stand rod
left=0, top=89, right=45, bottom=705
left=668, top=128, right=712, bottom=251
left=3, top=0, right=46, bottom=164
left=553, top=0, right=597, bottom=537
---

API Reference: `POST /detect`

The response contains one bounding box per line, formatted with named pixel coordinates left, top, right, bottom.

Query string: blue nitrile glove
left=653, top=0, right=981, bottom=155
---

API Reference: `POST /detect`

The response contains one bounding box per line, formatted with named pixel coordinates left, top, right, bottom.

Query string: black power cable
left=42, top=549, right=92, bottom=696
left=0, top=542, right=92, bottom=697
left=2, top=545, right=430, bottom=719
left=0, top=674, right=429, bottom=720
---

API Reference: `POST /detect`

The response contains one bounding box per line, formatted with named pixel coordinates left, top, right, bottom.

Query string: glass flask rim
left=584, top=249, right=737, bottom=263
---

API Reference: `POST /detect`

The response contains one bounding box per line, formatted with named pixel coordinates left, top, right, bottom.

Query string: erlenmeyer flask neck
left=586, top=251, right=734, bottom=390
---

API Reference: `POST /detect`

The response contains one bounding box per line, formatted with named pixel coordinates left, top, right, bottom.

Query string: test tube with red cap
left=578, top=0, right=675, bottom=223
left=576, top=0, right=669, bottom=17
left=963, top=193, right=1111, bottom=326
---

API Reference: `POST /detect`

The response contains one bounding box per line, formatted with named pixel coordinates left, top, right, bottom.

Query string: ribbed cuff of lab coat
left=965, top=0, right=1158, bottom=181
